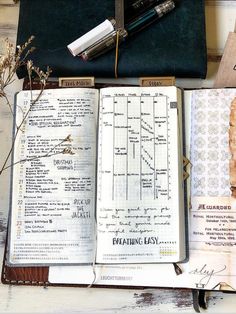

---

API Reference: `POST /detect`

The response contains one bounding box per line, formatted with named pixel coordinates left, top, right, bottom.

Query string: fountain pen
left=81, top=0, right=177, bottom=61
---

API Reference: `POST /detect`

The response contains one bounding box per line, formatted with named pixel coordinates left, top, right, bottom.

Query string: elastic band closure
left=115, top=30, right=120, bottom=78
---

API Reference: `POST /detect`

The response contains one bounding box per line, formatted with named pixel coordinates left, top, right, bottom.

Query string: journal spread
left=4, top=83, right=236, bottom=292
left=7, top=86, right=186, bottom=266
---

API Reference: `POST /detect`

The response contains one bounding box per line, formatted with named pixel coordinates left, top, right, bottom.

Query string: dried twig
left=1, top=135, right=74, bottom=172
left=0, top=37, right=73, bottom=176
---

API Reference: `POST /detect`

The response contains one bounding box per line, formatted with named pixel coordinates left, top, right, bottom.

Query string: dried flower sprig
left=27, top=59, right=51, bottom=90
left=0, top=37, right=72, bottom=175
left=1, top=135, right=74, bottom=172
left=0, top=36, right=35, bottom=93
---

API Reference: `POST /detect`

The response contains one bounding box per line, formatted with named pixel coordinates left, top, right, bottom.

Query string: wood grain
left=0, top=1, right=18, bottom=47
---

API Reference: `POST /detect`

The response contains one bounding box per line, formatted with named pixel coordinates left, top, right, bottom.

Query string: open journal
left=7, top=86, right=186, bottom=265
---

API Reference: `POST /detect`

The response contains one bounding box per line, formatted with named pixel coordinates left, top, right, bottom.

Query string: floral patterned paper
left=190, top=89, right=236, bottom=197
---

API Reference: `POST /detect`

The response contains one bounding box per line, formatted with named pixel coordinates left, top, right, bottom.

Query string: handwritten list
left=9, top=88, right=98, bottom=264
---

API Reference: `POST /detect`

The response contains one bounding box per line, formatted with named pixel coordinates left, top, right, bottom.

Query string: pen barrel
left=125, top=0, right=158, bottom=22
left=126, top=0, right=175, bottom=34
left=126, top=9, right=157, bottom=33
left=82, top=30, right=127, bottom=61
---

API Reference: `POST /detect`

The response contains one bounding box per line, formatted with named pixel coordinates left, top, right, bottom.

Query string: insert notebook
left=7, top=86, right=186, bottom=266
left=16, top=0, right=207, bottom=78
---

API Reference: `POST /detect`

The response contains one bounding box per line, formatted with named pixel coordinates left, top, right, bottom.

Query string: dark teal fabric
left=16, top=0, right=207, bottom=78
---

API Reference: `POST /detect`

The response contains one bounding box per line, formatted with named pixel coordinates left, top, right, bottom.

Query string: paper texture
left=9, top=88, right=98, bottom=264
left=190, top=89, right=232, bottom=197
left=96, top=87, right=185, bottom=263
left=229, top=97, right=236, bottom=195
left=49, top=249, right=236, bottom=290
left=190, top=196, right=236, bottom=252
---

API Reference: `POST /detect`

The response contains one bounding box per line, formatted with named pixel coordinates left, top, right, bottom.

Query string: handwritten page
left=9, top=88, right=98, bottom=265
left=96, top=87, right=185, bottom=263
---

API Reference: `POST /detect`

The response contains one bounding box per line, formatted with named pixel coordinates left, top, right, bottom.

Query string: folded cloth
left=16, top=0, right=207, bottom=78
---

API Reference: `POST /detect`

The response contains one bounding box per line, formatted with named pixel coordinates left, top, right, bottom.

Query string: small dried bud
left=0, top=91, right=6, bottom=98
left=64, top=135, right=73, bottom=142
left=62, top=147, right=75, bottom=155
left=26, top=60, right=33, bottom=76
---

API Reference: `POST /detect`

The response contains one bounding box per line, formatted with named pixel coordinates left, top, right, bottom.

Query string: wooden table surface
left=1, top=1, right=236, bottom=313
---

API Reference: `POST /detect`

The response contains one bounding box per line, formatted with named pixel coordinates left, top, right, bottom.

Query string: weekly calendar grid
left=98, top=93, right=176, bottom=203
left=95, top=90, right=182, bottom=263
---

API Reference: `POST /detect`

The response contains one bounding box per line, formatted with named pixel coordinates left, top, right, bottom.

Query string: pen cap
left=67, top=19, right=116, bottom=56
